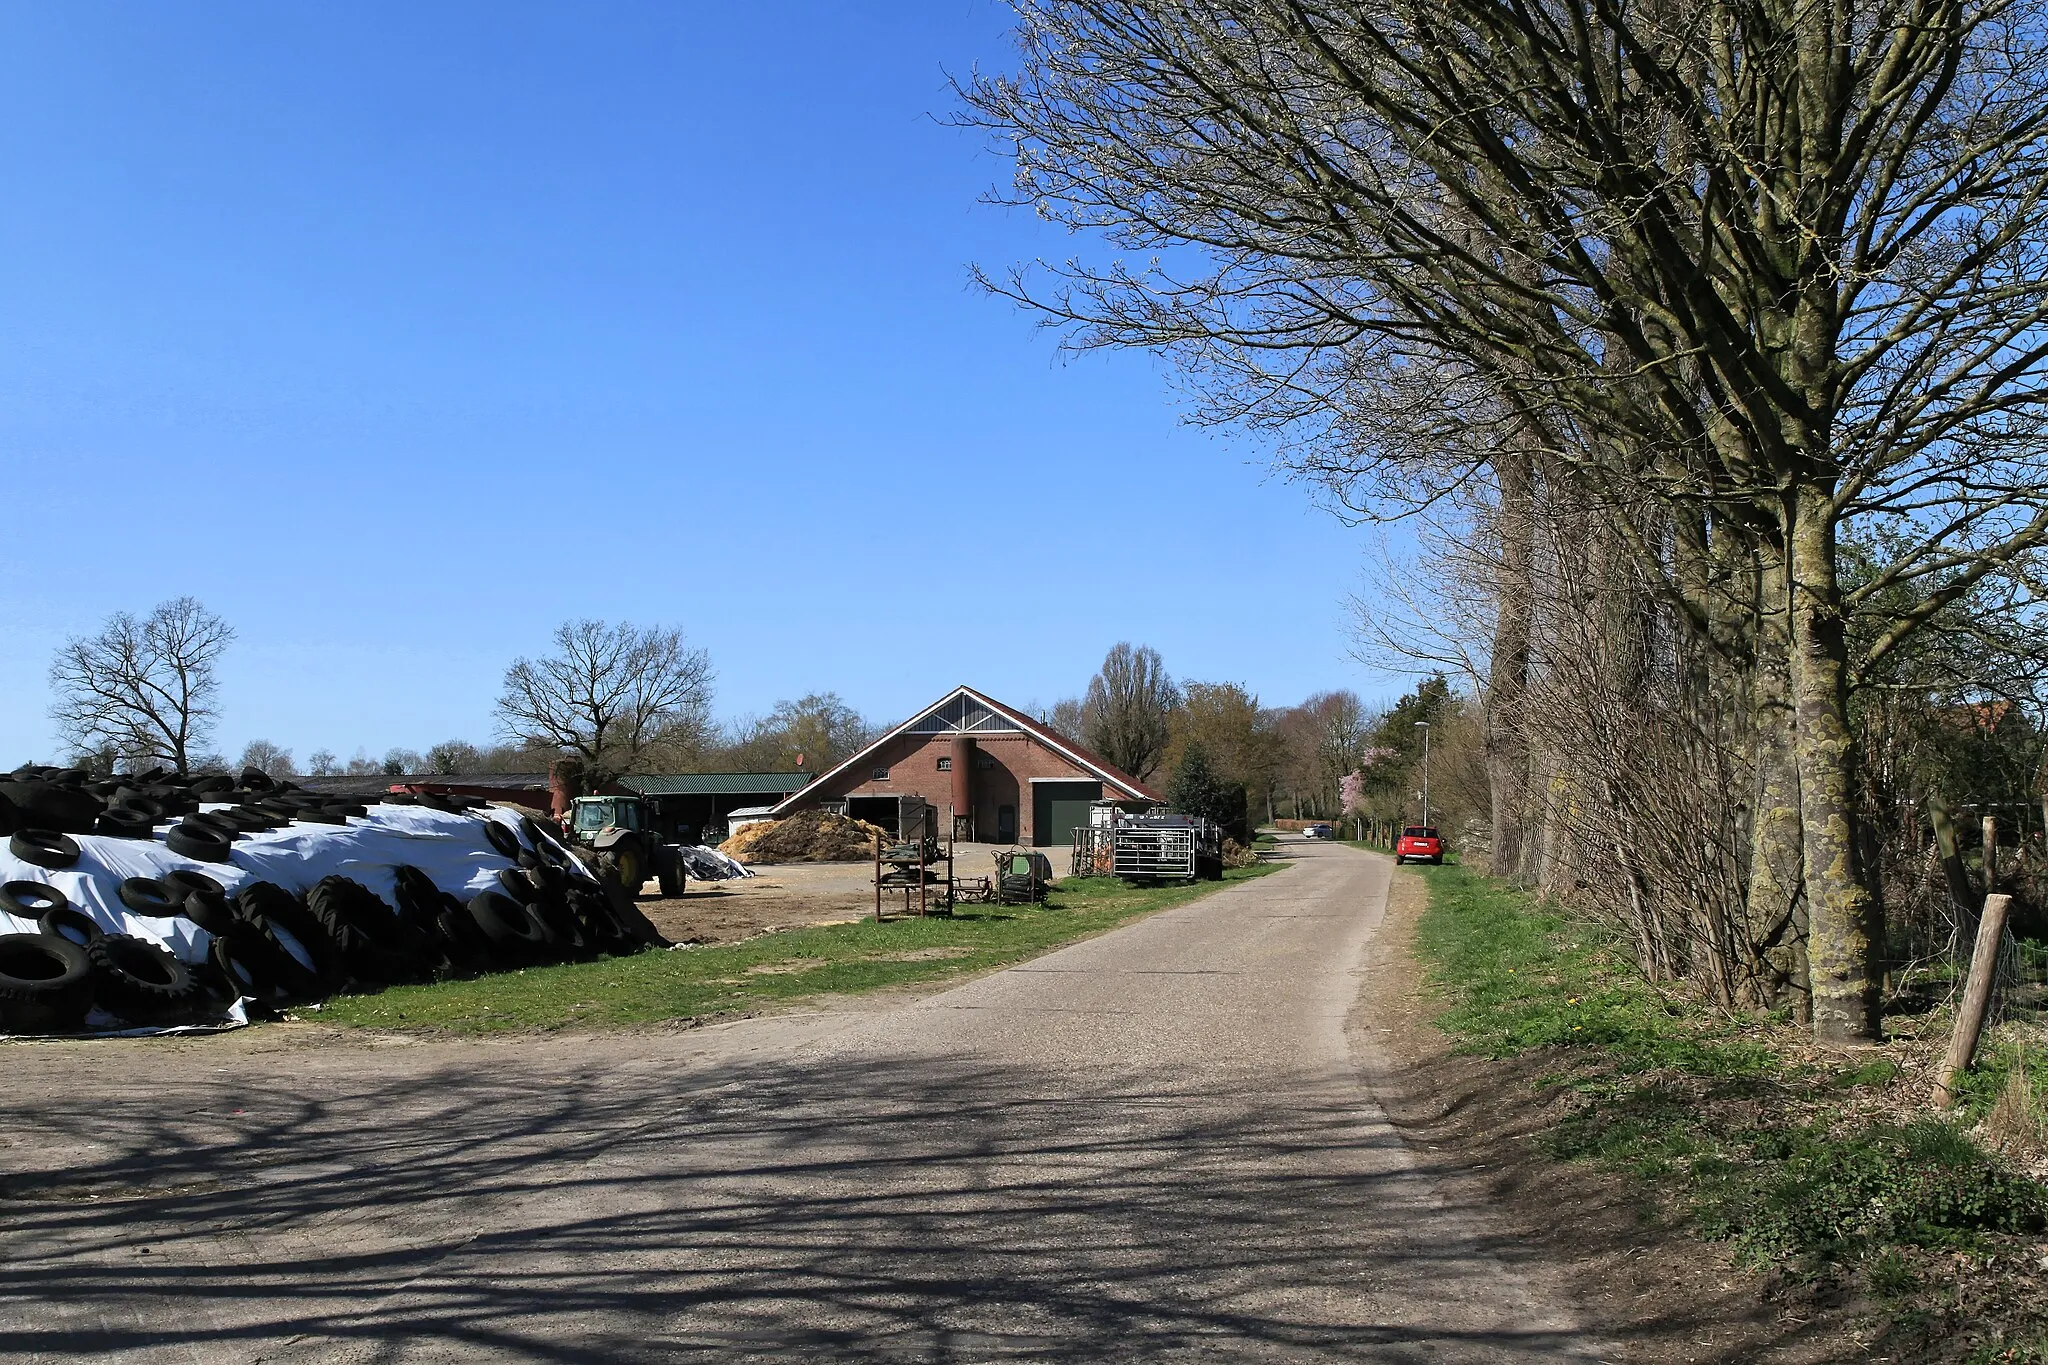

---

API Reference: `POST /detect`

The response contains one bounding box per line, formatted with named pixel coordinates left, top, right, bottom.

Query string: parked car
left=1302, top=823, right=1335, bottom=840
left=1394, top=825, right=1444, bottom=864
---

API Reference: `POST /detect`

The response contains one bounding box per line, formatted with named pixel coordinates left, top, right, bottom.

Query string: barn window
left=936, top=757, right=952, bottom=771
left=872, top=766, right=889, bottom=780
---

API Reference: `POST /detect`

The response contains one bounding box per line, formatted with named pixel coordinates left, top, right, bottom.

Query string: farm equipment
left=1111, top=812, right=1224, bottom=883
left=565, top=795, right=686, bottom=897
left=995, top=849, right=1055, bottom=905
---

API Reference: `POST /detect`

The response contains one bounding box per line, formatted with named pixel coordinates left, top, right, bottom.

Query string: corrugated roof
left=297, top=773, right=552, bottom=796
left=621, top=772, right=815, bottom=796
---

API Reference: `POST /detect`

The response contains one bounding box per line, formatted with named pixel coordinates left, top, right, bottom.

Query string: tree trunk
left=1787, top=490, right=1881, bottom=1043
left=1486, top=445, right=1535, bottom=882
left=1748, top=544, right=1808, bottom=1016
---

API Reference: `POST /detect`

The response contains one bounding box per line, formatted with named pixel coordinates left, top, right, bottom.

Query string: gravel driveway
left=0, top=838, right=1603, bottom=1362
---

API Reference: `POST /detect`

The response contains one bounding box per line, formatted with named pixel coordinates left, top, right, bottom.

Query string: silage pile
left=719, top=809, right=888, bottom=863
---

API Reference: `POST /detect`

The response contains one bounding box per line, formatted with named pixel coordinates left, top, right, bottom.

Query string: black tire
left=118, top=876, right=179, bottom=917
left=10, top=829, right=81, bottom=870
left=1392, top=854, right=1404, bottom=865
left=390, top=865, right=444, bottom=925
left=39, top=905, right=102, bottom=946
left=0, top=933, right=93, bottom=1033
left=484, top=820, right=521, bottom=858
left=235, top=882, right=345, bottom=989
left=414, top=792, right=455, bottom=813
left=112, top=793, right=167, bottom=822
left=656, top=847, right=684, bottom=898
left=566, top=882, right=632, bottom=955
left=189, top=774, right=234, bottom=795
left=466, top=891, right=550, bottom=960
left=95, top=808, right=159, bottom=839
left=0, top=781, right=101, bottom=834
left=0, top=793, right=18, bottom=837
left=435, top=894, right=496, bottom=971
left=166, top=822, right=236, bottom=863
left=526, top=896, right=588, bottom=960
left=496, top=867, right=536, bottom=901
left=185, top=810, right=244, bottom=836
left=2, top=880, right=68, bottom=919
left=306, top=876, right=417, bottom=982
left=215, top=806, right=275, bottom=833
left=163, top=869, right=226, bottom=901
left=209, top=923, right=308, bottom=1009
left=86, top=934, right=205, bottom=1026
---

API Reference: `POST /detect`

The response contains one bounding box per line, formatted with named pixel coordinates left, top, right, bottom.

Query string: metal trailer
left=1111, top=813, right=1224, bottom=882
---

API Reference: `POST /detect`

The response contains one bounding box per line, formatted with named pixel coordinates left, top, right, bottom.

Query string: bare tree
left=49, top=597, right=234, bottom=774
left=960, top=0, right=2048, bottom=1043
left=306, top=749, right=339, bottom=777
left=496, top=620, right=715, bottom=790
left=717, top=693, right=874, bottom=773
left=237, top=739, right=295, bottom=779
left=1082, top=642, right=1182, bottom=781
left=1035, top=696, right=1089, bottom=741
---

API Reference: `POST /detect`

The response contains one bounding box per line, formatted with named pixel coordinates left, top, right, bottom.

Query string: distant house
left=770, top=684, right=1158, bottom=846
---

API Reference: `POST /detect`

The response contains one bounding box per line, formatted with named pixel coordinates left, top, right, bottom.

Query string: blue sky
left=0, top=1, right=1405, bottom=765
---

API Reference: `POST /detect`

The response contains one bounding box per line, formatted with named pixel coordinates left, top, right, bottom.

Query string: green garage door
left=1034, top=781, right=1103, bottom=847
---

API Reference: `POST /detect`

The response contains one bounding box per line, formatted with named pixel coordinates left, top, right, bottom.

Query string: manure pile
left=720, top=809, right=888, bottom=863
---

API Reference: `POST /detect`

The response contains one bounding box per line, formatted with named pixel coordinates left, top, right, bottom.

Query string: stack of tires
left=0, top=761, right=485, bottom=867
left=0, top=781, right=659, bottom=1034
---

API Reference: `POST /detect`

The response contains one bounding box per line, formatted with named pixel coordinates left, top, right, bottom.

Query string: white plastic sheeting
left=678, top=845, right=753, bottom=880
left=0, top=805, right=553, bottom=1035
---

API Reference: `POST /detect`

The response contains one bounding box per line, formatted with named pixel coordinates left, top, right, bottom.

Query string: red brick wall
left=793, top=731, right=1105, bottom=843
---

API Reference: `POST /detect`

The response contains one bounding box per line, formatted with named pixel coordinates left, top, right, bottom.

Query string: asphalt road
left=0, top=838, right=1602, bottom=1363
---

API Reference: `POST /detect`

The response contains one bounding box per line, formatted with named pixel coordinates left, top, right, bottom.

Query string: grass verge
left=317, top=862, right=1281, bottom=1033
left=1410, top=862, right=2048, bottom=1362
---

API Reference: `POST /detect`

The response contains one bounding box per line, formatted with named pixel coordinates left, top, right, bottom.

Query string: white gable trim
left=769, top=685, right=1150, bottom=814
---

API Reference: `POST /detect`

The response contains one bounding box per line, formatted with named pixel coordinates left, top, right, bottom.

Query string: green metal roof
left=621, top=772, right=815, bottom=796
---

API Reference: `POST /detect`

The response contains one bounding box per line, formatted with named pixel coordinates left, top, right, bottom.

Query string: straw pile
left=719, top=809, right=889, bottom=863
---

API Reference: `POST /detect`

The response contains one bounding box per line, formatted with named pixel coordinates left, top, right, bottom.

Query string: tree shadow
left=0, top=1042, right=1610, bottom=1362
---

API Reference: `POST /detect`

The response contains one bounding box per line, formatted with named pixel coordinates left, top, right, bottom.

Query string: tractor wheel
left=604, top=847, right=645, bottom=899
left=655, top=848, right=684, bottom=898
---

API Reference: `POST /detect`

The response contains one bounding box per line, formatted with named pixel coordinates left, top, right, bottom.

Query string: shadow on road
left=0, top=1040, right=1601, bottom=1362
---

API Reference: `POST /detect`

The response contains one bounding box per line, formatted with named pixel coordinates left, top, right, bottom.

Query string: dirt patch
left=865, top=947, right=973, bottom=963
left=630, top=879, right=872, bottom=945
left=1358, top=865, right=1871, bottom=1363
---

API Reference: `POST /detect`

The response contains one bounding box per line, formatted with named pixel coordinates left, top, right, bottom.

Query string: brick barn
left=769, top=685, right=1159, bottom=846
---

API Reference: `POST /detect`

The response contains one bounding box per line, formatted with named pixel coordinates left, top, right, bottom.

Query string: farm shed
left=618, top=773, right=814, bottom=844
left=770, top=685, right=1158, bottom=846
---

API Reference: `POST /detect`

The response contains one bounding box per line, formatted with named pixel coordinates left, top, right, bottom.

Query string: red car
left=1394, top=825, right=1443, bottom=864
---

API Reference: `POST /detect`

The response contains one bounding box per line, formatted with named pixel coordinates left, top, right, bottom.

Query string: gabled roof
left=769, top=685, right=1161, bottom=814
left=622, top=772, right=815, bottom=797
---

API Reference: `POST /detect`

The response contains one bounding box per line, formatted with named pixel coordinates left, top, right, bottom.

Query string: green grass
left=316, top=863, right=1281, bottom=1032
left=1408, top=863, right=2044, bottom=1274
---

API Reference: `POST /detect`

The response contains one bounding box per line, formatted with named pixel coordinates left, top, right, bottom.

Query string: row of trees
left=44, top=603, right=882, bottom=788
left=45, top=605, right=1382, bottom=837
left=962, top=0, right=2048, bottom=1042
left=1050, top=642, right=1396, bottom=832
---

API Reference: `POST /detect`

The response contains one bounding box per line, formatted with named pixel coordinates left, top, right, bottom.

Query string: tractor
left=565, top=795, right=686, bottom=897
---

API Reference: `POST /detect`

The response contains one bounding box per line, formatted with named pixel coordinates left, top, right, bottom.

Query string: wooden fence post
left=1985, top=815, right=2000, bottom=894
left=1933, top=893, right=2013, bottom=1109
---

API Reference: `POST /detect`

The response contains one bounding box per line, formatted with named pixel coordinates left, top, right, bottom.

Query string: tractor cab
left=571, top=796, right=645, bottom=838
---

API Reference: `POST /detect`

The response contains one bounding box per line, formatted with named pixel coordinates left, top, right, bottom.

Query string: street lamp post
left=1414, top=721, right=1431, bottom=829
